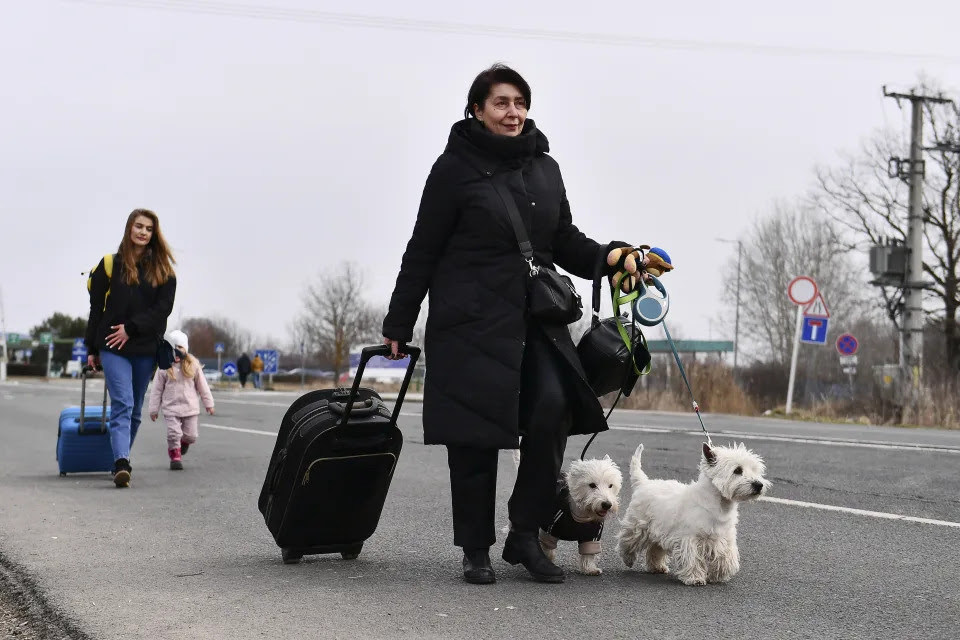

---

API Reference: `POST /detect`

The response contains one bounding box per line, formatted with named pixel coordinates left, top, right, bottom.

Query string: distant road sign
left=215, top=342, right=225, bottom=354
left=256, top=349, right=279, bottom=375
left=39, top=332, right=53, bottom=345
left=787, top=276, right=818, bottom=306
left=800, top=316, right=829, bottom=345
left=804, top=293, right=830, bottom=318
left=223, top=362, right=238, bottom=377
left=836, top=333, right=859, bottom=356
left=839, top=355, right=858, bottom=366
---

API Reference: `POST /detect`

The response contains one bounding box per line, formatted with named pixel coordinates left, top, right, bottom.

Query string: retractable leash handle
left=632, top=275, right=670, bottom=327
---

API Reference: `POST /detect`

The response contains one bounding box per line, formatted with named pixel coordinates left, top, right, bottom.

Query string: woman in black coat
left=86, top=209, right=176, bottom=487
left=383, top=64, right=651, bottom=584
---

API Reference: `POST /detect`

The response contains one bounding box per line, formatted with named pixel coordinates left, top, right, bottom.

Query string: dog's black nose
left=601, top=501, right=612, bottom=510
left=751, top=481, right=764, bottom=493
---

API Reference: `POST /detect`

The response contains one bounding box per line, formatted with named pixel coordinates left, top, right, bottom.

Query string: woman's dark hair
left=464, top=63, right=532, bottom=119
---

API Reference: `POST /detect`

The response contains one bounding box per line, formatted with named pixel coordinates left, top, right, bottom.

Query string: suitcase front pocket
left=278, top=452, right=398, bottom=548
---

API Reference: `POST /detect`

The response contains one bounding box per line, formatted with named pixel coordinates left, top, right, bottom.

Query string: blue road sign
left=222, top=361, right=238, bottom=377
left=72, top=344, right=88, bottom=360
left=256, top=349, right=279, bottom=375
left=801, top=316, right=829, bottom=345
left=73, top=338, right=85, bottom=349
left=836, top=333, right=859, bottom=356
left=215, top=342, right=225, bottom=354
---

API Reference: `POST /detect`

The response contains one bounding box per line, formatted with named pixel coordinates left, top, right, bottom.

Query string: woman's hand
left=606, top=247, right=652, bottom=293
left=86, top=354, right=100, bottom=370
left=383, top=337, right=408, bottom=361
left=105, top=324, right=130, bottom=350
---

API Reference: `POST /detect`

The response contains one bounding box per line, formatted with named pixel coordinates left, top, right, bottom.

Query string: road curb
left=0, top=549, right=91, bottom=640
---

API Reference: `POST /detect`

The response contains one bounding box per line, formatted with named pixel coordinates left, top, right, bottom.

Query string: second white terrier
left=538, top=455, right=623, bottom=575
left=617, top=442, right=770, bottom=586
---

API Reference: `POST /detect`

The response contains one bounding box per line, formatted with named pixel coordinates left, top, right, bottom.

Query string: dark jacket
left=85, top=253, right=177, bottom=358
left=237, top=354, right=252, bottom=375
left=383, top=118, right=629, bottom=449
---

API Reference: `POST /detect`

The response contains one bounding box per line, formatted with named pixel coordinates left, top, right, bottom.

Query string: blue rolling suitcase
left=57, top=366, right=114, bottom=476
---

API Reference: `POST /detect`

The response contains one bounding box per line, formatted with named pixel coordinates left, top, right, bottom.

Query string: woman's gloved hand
left=606, top=245, right=674, bottom=293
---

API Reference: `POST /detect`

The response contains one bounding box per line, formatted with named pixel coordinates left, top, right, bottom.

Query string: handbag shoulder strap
left=489, top=173, right=536, bottom=270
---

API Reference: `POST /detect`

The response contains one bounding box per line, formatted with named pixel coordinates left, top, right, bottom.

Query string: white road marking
left=200, top=423, right=278, bottom=437
left=199, top=419, right=960, bottom=530
left=214, top=398, right=289, bottom=408
left=606, top=424, right=960, bottom=454
left=760, top=496, right=960, bottom=529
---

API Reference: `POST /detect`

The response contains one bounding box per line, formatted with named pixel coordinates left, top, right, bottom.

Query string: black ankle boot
left=502, top=531, right=564, bottom=583
left=462, top=547, right=495, bottom=584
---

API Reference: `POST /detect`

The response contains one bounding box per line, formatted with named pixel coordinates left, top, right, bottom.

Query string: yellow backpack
left=86, top=254, right=114, bottom=312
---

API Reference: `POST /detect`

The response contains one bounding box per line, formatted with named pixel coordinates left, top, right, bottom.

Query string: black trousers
left=446, top=324, right=573, bottom=549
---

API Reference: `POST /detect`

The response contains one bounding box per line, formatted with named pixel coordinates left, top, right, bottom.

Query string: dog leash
left=661, top=321, right=713, bottom=446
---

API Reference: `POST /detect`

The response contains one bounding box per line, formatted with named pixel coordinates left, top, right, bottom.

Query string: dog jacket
left=538, top=478, right=604, bottom=555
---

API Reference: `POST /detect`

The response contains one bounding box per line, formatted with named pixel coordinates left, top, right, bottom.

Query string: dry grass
left=604, top=362, right=758, bottom=416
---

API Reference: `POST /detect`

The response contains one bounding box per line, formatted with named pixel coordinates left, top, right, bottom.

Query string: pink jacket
left=148, top=360, right=215, bottom=418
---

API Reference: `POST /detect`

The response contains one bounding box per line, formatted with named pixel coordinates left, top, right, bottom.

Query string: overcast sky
left=2, top=0, right=959, bottom=352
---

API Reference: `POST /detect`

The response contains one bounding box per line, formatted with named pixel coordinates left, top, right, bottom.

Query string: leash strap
left=662, top=321, right=712, bottom=445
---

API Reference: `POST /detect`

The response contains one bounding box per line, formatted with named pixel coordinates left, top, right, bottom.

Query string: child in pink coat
left=149, top=330, right=215, bottom=470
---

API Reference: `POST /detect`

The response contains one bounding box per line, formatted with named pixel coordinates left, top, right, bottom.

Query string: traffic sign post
left=222, top=361, right=238, bottom=387
left=256, top=349, right=279, bottom=389
left=786, top=276, right=819, bottom=414
left=71, top=338, right=87, bottom=364
left=215, top=342, right=224, bottom=378
left=800, top=316, right=829, bottom=345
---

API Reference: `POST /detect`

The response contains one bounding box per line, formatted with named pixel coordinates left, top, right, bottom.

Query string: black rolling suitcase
left=258, top=344, right=421, bottom=564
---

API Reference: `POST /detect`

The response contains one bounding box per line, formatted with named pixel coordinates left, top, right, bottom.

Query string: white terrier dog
left=617, top=442, right=770, bottom=586
left=538, top=455, right=623, bottom=575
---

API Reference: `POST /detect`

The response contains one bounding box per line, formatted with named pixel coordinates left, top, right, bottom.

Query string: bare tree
left=297, top=262, right=379, bottom=382
left=182, top=316, right=254, bottom=357
left=722, top=201, right=869, bottom=366
left=813, top=86, right=960, bottom=371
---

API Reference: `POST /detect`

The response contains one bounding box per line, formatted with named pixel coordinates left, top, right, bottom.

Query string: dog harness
left=538, top=478, right=604, bottom=555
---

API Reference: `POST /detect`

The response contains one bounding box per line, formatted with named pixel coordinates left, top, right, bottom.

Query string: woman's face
left=129, top=215, right=154, bottom=249
left=474, top=83, right=527, bottom=136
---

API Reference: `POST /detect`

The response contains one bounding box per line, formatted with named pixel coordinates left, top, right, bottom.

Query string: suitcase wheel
left=59, top=472, right=67, bottom=477
left=341, top=545, right=362, bottom=560
left=281, top=548, right=303, bottom=565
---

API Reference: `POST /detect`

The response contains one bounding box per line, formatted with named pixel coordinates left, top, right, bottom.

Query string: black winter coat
left=383, top=119, right=628, bottom=449
left=85, top=253, right=177, bottom=358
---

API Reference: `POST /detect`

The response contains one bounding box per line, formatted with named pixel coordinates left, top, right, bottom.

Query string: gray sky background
left=2, top=0, right=959, bottom=354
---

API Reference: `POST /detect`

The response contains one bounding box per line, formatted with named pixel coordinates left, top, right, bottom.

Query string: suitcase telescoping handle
left=79, top=365, right=109, bottom=435
left=340, top=344, right=422, bottom=426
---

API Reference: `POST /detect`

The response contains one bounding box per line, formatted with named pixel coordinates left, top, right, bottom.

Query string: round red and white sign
left=787, top=276, right=818, bottom=306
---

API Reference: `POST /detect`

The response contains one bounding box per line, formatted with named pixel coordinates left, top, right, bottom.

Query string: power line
left=56, top=0, right=960, bottom=65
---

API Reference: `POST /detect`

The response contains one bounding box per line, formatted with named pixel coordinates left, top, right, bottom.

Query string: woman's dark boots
left=502, top=530, right=565, bottom=583
left=462, top=547, right=495, bottom=584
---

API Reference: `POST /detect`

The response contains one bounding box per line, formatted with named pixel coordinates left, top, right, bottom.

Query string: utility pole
left=716, top=238, right=743, bottom=374
left=0, top=286, right=7, bottom=382
left=882, top=87, right=955, bottom=422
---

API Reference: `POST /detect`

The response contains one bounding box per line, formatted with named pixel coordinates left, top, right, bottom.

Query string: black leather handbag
left=577, top=255, right=651, bottom=397
left=491, top=174, right=583, bottom=326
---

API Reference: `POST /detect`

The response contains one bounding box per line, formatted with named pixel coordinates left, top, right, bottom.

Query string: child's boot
left=169, top=447, right=183, bottom=470
left=180, top=441, right=190, bottom=455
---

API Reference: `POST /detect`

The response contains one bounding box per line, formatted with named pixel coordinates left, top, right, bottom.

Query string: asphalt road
left=1, top=378, right=958, bottom=640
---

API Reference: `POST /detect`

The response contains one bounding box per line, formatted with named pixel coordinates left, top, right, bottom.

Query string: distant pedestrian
left=85, top=208, right=176, bottom=488
left=251, top=353, right=264, bottom=389
left=237, top=352, right=252, bottom=388
left=148, top=330, right=215, bottom=470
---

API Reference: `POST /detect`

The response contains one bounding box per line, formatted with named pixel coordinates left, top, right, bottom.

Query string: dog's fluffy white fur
left=617, top=442, right=770, bottom=586
left=539, top=455, right=623, bottom=575
left=504, top=449, right=622, bottom=575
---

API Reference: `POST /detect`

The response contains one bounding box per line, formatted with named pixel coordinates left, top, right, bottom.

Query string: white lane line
left=199, top=420, right=960, bottom=530
left=214, top=398, right=289, bottom=408
left=760, top=496, right=960, bottom=529
left=607, top=424, right=960, bottom=454
left=200, top=423, right=278, bottom=437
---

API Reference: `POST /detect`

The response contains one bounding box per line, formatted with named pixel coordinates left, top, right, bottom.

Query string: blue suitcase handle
left=79, top=366, right=109, bottom=435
